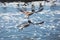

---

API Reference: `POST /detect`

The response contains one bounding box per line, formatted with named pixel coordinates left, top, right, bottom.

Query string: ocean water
left=0, top=1, right=60, bottom=40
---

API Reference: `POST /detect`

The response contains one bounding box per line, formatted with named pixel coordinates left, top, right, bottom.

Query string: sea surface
left=0, top=1, right=60, bottom=40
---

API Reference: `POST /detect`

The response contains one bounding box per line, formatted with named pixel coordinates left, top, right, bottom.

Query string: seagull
left=17, top=20, right=44, bottom=30
left=20, top=4, right=44, bottom=18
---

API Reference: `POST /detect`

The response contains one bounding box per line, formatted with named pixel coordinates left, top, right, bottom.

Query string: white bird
left=17, top=20, right=44, bottom=30
left=19, top=3, right=44, bottom=18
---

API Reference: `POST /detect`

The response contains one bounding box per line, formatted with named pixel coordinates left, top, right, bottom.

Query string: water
left=0, top=1, right=60, bottom=40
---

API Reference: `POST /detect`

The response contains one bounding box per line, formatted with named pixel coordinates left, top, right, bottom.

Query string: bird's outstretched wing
left=35, top=21, right=44, bottom=25
left=34, top=7, right=44, bottom=13
left=28, top=20, right=44, bottom=25
left=17, top=22, right=30, bottom=30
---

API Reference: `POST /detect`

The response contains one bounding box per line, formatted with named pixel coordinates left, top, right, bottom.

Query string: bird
left=17, top=20, right=44, bottom=30
left=19, top=3, right=44, bottom=18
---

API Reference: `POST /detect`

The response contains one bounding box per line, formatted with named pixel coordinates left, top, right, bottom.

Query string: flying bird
left=20, top=3, right=44, bottom=18
left=17, top=20, right=44, bottom=30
